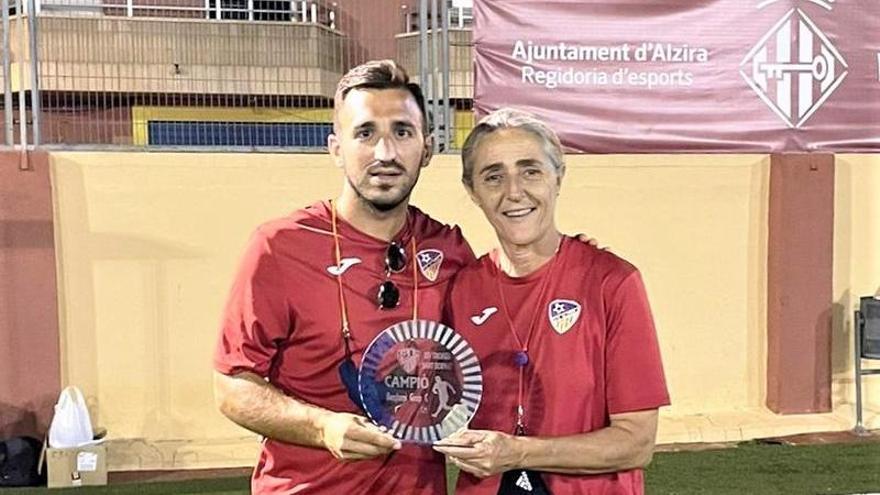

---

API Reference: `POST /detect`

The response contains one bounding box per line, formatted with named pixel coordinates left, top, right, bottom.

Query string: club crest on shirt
left=396, top=348, right=420, bottom=374
left=416, top=249, right=444, bottom=282
left=548, top=299, right=582, bottom=335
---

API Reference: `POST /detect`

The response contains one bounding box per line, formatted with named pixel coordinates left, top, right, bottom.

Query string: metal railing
left=0, top=0, right=474, bottom=151
left=31, top=0, right=336, bottom=25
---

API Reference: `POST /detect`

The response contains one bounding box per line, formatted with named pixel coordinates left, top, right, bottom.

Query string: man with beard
left=212, top=60, right=476, bottom=494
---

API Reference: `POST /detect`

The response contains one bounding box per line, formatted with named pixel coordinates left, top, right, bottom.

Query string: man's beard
left=348, top=174, right=416, bottom=212
left=347, top=163, right=420, bottom=213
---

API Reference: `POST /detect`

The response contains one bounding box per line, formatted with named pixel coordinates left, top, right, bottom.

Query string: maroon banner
left=473, top=0, right=880, bottom=153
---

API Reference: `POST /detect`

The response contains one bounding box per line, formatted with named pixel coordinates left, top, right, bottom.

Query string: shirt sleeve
left=213, top=227, right=292, bottom=377
left=604, top=269, right=670, bottom=414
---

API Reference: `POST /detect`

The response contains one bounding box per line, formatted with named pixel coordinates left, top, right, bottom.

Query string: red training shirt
left=446, top=236, right=670, bottom=495
left=214, top=200, right=475, bottom=494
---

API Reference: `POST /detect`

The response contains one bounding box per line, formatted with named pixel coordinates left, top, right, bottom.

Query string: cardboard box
left=45, top=444, right=107, bottom=489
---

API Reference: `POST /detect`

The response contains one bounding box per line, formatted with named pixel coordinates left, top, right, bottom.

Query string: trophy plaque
left=358, top=319, right=483, bottom=444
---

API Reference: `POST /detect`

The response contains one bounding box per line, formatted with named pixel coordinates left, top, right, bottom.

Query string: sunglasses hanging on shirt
left=377, top=241, right=407, bottom=309
left=329, top=200, right=419, bottom=413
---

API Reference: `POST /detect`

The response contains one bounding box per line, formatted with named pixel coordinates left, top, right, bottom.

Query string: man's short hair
left=333, top=60, right=430, bottom=134
left=461, top=108, right=565, bottom=188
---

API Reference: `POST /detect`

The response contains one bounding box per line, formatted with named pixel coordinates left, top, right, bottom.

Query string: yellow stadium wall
left=49, top=152, right=879, bottom=470
left=833, top=155, right=880, bottom=425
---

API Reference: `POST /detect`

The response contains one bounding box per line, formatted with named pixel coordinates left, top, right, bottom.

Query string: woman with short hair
left=435, top=109, right=670, bottom=495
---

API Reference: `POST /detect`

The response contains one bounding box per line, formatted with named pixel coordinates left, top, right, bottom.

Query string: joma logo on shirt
left=470, top=306, right=498, bottom=326
left=326, top=257, right=362, bottom=276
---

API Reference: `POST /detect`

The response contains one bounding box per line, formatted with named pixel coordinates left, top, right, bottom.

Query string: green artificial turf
left=2, top=441, right=877, bottom=494
left=645, top=441, right=880, bottom=495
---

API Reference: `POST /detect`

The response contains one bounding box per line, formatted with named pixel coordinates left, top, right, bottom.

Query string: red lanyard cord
left=330, top=201, right=353, bottom=357
left=494, top=245, right=560, bottom=434
left=330, top=200, right=419, bottom=356
left=411, top=237, right=419, bottom=323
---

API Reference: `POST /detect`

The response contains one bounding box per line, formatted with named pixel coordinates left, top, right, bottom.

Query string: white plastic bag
left=48, top=386, right=95, bottom=448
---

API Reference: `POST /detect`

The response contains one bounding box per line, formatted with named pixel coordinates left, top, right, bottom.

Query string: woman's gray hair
left=461, top=108, right=565, bottom=188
